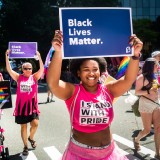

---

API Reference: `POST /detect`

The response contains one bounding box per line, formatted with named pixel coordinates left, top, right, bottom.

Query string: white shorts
left=139, top=96, right=159, bottom=113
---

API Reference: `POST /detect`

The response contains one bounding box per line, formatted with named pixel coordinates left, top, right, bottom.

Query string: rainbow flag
left=41, top=46, right=54, bottom=79
left=44, top=46, right=54, bottom=68
left=115, top=56, right=130, bottom=79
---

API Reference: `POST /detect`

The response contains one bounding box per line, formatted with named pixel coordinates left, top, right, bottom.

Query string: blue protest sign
left=8, top=42, right=37, bottom=58
left=59, top=7, right=133, bottom=59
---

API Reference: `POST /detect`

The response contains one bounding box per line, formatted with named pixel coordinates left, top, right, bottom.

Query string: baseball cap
left=151, top=51, right=160, bottom=57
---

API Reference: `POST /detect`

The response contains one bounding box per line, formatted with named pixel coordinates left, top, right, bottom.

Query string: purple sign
left=8, top=42, right=37, bottom=58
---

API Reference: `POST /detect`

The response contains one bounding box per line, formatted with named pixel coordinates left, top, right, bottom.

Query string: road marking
left=121, top=150, right=140, bottom=160
left=20, top=151, right=38, bottom=160
left=44, top=146, right=62, bottom=160
left=113, top=134, right=155, bottom=158
left=38, top=86, right=44, bottom=88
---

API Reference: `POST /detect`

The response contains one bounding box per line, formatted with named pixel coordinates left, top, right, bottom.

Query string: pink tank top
left=13, top=74, right=40, bottom=116
left=65, top=84, right=114, bottom=133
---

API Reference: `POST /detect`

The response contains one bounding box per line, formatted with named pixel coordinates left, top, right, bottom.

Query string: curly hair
left=69, top=58, right=107, bottom=80
left=142, top=57, right=157, bottom=83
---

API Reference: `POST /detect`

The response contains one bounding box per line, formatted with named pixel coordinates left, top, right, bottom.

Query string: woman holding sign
left=5, top=50, right=44, bottom=156
left=47, top=30, right=143, bottom=160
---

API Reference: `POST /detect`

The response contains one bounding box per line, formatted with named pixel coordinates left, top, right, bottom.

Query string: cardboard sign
left=59, top=7, right=133, bottom=59
left=0, top=80, right=12, bottom=109
left=8, top=42, right=37, bottom=58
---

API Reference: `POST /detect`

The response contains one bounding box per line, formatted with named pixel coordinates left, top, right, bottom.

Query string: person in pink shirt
left=47, top=30, right=143, bottom=160
left=5, top=49, right=44, bottom=156
left=0, top=73, right=4, bottom=81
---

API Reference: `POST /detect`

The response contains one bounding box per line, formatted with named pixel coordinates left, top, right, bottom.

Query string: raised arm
left=47, top=30, right=75, bottom=100
left=0, top=73, right=4, bottom=81
left=107, top=35, right=143, bottom=97
left=5, top=49, right=19, bottom=82
left=33, top=51, right=44, bottom=81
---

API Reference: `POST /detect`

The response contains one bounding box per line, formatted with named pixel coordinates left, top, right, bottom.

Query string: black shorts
left=15, top=113, right=39, bottom=124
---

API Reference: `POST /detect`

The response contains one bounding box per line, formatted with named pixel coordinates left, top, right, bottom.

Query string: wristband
left=132, top=53, right=141, bottom=60
left=132, top=55, right=140, bottom=60
left=147, top=89, right=150, bottom=94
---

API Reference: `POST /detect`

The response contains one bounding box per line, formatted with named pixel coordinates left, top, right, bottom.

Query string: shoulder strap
left=143, top=76, right=145, bottom=86
left=142, top=96, right=160, bottom=106
left=143, top=76, right=152, bottom=88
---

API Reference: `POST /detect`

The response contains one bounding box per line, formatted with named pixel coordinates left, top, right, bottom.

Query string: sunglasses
left=23, top=68, right=32, bottom=70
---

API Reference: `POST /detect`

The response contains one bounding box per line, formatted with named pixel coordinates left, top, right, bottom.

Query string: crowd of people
left=1, top=31, right=160, bottom=159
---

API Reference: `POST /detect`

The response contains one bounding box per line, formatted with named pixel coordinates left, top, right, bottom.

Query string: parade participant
left=0, top=73, right=4, bottom=81
left=41, top=61, right=55, bottom=103
left=47, top=30, right=143, bottom=160
left=151, top=51, right=160, bottom=63
left=5, top=49, right=44, bottom=156
left=151, top=50, right=160, bottom=83
left=133, top=58, right=160, bottom=159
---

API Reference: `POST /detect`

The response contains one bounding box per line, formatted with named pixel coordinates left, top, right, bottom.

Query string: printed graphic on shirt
left=20, top=80, right=34, bottom=92
left=80, top=100, right=112, bottom=124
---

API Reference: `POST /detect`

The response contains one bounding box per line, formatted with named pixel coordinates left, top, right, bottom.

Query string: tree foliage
left=0, top=0, right=59, bottom=63
left=133, top=18, right=160, bottom=59
left=0, top=0, right=159, bottom=66
left=0, top=0, right=120, bottom=65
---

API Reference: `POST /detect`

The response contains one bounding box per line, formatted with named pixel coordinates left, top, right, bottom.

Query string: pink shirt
left=14, top=74, right=40, bottom=116
left=65, top=84, right=114, bottom=133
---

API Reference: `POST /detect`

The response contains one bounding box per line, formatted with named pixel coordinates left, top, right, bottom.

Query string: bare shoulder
left=136, top=74, right=144, bottom=81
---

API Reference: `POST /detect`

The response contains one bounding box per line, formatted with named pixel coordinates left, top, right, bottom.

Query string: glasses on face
left=23, top=68, right=32, bottom=71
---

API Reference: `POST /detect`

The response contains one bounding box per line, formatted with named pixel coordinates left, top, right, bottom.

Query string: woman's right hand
left=52, top=30, right=63, bottom=52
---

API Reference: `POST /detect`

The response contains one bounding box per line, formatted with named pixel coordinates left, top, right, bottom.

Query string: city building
left=119, top=0, right=160, bottom=21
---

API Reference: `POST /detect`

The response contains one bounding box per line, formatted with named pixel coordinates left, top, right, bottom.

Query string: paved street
left=0, top=83, right=157, bottom=160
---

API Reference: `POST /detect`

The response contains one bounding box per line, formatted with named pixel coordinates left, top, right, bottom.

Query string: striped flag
left=44, top=46, right=54, bottom=68
left=115, top=56, right=130, bottom=79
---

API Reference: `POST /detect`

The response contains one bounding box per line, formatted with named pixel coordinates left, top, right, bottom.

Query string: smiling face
left=77, top=60, right=100, bottom=91
left=22, top=63, right=32, bottom=77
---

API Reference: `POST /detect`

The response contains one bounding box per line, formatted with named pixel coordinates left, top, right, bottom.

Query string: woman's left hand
left=36, top=51, right=40, bottom=56
left=129, top=34, right=143, bottom=57
left=34, top=51, right=41, bottom=60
